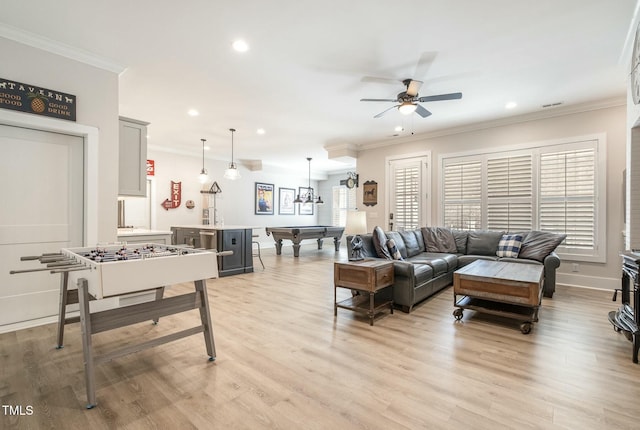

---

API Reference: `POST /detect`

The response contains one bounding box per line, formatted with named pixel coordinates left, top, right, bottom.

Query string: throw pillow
left=518, top=231, right=566, bottom=262
left=372, top=226, right=392, bottom=260
left=467, top=230, right=505, bottom=256
left=421, top=227, right=458, bottom=253
left=496, top=234, right=524, bottom=258
left=386, top=238, right=403, bottom=260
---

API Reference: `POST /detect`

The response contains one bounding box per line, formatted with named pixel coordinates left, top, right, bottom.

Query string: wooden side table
left=334, top=260, right=394, bottom=325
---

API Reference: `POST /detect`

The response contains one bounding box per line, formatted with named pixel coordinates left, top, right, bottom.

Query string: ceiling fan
left=361, top=79, right=462, bottom=118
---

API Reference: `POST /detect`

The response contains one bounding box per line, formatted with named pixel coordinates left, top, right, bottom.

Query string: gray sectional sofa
left=347, top=227, right=563, bottom=313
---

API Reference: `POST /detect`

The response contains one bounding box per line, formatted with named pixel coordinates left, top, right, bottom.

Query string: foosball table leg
left=194, top=279, right=216, bottom=361
left=77, top=278, right=97, bottom=409
left=152, top=287, right=165, bottom=325
left=56, top=271, right=70, bottom=349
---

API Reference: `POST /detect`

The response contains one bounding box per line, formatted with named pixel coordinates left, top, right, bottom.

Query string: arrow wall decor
left=161, top=181, right=182, bottom=210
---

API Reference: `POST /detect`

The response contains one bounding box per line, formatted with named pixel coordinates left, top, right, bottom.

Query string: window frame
left=438, top=134, right=606, bottom=263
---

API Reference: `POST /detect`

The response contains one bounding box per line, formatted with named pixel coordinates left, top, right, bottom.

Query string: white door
left=387, top=155, right=430, bottom=231
left=0, top=124, right=84, bottom=327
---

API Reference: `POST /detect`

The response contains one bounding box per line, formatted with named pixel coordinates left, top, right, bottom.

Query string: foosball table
left=11, top=243, right=221, bottom=409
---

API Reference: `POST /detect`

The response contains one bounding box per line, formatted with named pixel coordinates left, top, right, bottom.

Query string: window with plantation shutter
left=443, top=160, right=482, bottom=230
left=332, top=185, right=356, bottom=226
left=388, top=155, right=430, bottom=231
left=539, top=146, right=596, bottom=251
left=393, top=164, right=420, bottom=230
left=487, top=154, right=533, bottom=231
left=439, top=136, right=605, bottom=262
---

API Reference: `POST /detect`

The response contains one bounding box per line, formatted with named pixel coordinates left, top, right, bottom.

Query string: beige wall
left=356, top=104, right=626, bottom=290
left=1, top=37, right=120, bottom=242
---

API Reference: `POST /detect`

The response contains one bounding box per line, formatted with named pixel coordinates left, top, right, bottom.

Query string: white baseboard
left=556, top=272, right=619, bottom=291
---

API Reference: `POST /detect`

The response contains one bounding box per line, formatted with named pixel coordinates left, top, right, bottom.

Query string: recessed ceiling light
left=204, top=145, right=210, bottom=151
left=505, top=102, right=517, bottom=109
left=256, top=128, right=265, bottom=135
left=232, top=39, right=249, bottom=52
left=188, top=109, right=199, bottom=117
left=394, top=126, right=404, bottom=132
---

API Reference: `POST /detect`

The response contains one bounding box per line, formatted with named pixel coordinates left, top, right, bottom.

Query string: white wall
left=147, top=148, right=321, bottom=247
left=0, top=36, right=120, bottom=243
left=355, top=103, right=627, bottom=290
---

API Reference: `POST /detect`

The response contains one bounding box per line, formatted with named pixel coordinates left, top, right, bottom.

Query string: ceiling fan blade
left=417, top=92, right=463, bottom=103
left=406, top=79, right=423, bottom=97
left=373, top=105, right=399, bottom=118
left=361, top=98, right=398, bottom=102
left=414, top=104, right=432, bottom=118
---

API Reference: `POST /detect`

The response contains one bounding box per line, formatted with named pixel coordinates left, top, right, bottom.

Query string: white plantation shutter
left=332, top=185, right=356, bottom=226
left=440, top=137, right=604, bottom=261
left=539, top=147, right=596, bottom=250
left=443, top=160, right=482, bottom=230
left=487, top=154, right=533, bottom=231
left=393, top=164, right=420, bottom=230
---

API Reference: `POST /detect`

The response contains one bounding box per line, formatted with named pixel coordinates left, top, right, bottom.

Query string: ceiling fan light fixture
left=398, top=102, right=417, bottom=115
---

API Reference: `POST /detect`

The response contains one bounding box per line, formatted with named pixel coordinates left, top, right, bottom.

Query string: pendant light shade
left=198, top=138, right=208, bottom=183
left=224, top=128, right=241, bottom=180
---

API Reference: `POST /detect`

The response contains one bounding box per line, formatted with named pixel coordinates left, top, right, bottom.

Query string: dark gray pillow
left=372, top=226, right=391, bottom=259
left=467, top=230, right=505, bottom=256
left=518, top=231, right=566, bottom=262
left=451, top=230, right=469, bottom=254
left=421, top=227, right=457, bottom=253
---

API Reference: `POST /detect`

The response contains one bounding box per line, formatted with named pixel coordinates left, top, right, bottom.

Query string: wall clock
left=632, top=20, right=640, bottom=105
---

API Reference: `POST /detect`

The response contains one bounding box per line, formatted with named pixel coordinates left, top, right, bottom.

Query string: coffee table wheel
left=520, top=322, right=532, bottom=334
left=453, top=308, right=463, bottom=320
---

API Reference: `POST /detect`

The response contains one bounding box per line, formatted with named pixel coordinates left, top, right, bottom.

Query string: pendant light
left=198, top=138, right=208, bottom=183
left=294, top=157, right=324, bottom=205
left=224, top=128, right=241, bottom=180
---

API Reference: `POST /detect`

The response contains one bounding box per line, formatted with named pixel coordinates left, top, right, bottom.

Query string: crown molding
left=357, top=96, right=627, bottom=151
left=0, top=23, right=126, bottom=74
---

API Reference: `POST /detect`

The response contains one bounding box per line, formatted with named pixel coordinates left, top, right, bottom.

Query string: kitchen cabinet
left=118, top=116, right=149, bottom=197
left=117, top=229, right=173, bottom=245
left=172, top=227, right=202, bottom=248
left=171, top=226, right=253, bottom=277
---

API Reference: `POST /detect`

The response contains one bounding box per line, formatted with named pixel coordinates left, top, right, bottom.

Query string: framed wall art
left=279, top=187, right=295, bottom=215
left=298, top=187, right=314, bottom=215
left=255, top=182, right=274, bottom=215
left=363, top=180, right=378, bottom=206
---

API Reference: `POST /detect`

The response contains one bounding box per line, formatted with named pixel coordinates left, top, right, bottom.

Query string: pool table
left=265, top=226, right=345, bottom=257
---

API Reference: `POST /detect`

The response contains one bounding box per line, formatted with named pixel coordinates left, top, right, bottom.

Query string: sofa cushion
left=412, top=229, right=426, bottom=253
left=518, top=231, right=566, bottom=262
left=400, top=230, right=422, bottom=257
left=408, top=252, right=458, bottom=272
left=386, top=238, right=403, bottom=260
left=417, top=257, right=448, bottom=276
left=386, top=231, right=407, bottom=259
left=422, top=227, right=457, bottom=253
left=496, top=234, right=524, bottom=258
left=412, top=263, right=435, bottom=285
left=452, top=230, right=469, bottom=254
left=372, top=226, right=391, bottom=259
left=457, top=255, right=498, bottom=267
left=467, top=230, right=504, bottom=256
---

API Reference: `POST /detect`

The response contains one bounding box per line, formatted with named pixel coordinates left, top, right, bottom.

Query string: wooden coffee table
left=453, top=260, right=544, bottom=334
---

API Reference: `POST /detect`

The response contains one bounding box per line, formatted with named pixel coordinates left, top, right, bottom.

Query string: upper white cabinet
left=118, top=116, right=149, bottom=196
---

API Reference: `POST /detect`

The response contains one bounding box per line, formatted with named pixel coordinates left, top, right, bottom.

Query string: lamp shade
left=344, top=210, right=368, bottom=235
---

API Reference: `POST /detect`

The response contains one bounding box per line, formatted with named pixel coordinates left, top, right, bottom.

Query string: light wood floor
left=1, top=246, right=640, bottom=429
